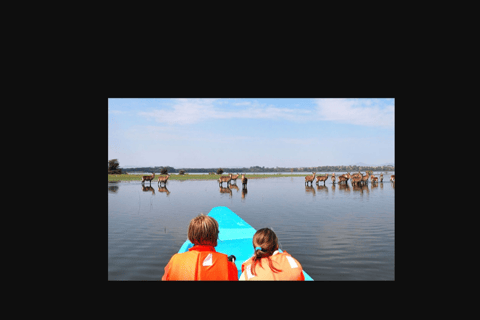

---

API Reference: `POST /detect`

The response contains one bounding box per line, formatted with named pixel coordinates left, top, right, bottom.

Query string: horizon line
left=119, top=164, right=395, bottom=169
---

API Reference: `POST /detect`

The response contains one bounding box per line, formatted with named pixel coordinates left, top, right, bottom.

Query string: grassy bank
left=108, top=173, right=325, bottom=182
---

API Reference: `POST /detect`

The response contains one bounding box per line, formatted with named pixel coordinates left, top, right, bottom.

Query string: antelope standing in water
left=338, top=173, right=350, bottom=184
left=361, top=172, right=370, bottom=185
left=390, top=175, right=395, bottom=182
left=371, top=174, right=378, bottom=183
left=218, top=173, right=232, bottom=187
left=241, top=174, right=248, bottom=189
left=157, top=173, right=170, bottom=187
left=379, top=174, right=383, bottom=182
left=331, top=172, right=336, bottom=184
left=351, top=174, right=362, bottom=186
left=142, top=172, right=155, bottom=185
left=305, top=172, right=316, bottom=186
left=316, top=173, right=329, bottom=185
left=230, top=173, right=240, bottom=184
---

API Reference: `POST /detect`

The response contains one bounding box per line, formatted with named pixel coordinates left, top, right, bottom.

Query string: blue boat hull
left=178, top=206, right=313, bottom=281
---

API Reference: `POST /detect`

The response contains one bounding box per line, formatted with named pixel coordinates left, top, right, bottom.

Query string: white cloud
left=139, top=99, right=313, bottom=125
left=139, top=99, right=218, bottom=125
left=313, top=98, right=394, bottom=127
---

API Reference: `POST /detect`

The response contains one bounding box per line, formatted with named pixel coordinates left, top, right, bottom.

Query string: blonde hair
left=188, top=214, right=219, bottom=246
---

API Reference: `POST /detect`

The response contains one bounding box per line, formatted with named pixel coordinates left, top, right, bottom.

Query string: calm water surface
left=108, top=176, right=395, bottom=280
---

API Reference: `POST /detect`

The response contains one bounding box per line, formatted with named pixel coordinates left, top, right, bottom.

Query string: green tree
left=108, top=159, right=119, bottom=171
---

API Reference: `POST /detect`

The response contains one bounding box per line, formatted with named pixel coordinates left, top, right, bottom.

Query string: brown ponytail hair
left=251, top=228, right=282, bottom=276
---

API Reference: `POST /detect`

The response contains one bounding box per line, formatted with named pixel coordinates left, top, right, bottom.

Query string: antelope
left=157, top=173, right=170, bottom=186
left=390, top=175, right=395, bottom=182
left=338, top=173, right=350, bottom=184
left=371, top=175, right=378, bottom=183
left=219, top=173, right=233, bottom=187
left=351, top=175, right=362, bottom=186
left=305, top=172, right=316, bottom=186
left=379, top=174, right=383, bottom=182
left=230, top=173, right=240, bottom=184
left=351, top=172, right=362, bottom=179
left=142, top=172, right=155, bottom=185
left=316, top=173, right=329, bottom=185
left=241, top=173, right=248, bottom=189
left=331, top=172, right=336, bottom=184
left=361, top=171, right=370, bottom=185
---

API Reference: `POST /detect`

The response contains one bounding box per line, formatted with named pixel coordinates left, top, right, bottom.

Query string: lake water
left=108, top=175, right=395, bottom=280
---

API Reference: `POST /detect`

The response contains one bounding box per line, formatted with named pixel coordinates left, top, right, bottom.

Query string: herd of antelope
left=140, top=171, right=248, bottom=189
left=141, top=172, right=171, bottom=186
left=140, top=171, right=394, bottom=189
left=218, top=173, right=248, bottom=190
left=305, top=172, right=394, bottom=186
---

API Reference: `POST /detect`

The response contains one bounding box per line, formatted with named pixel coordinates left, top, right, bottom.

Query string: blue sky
left=108, top=98, right=394, bottom=169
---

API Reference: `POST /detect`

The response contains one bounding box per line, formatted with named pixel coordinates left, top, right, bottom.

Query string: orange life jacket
left=162, top=245, right=238, bottom=281
left=241, top=250, right=305, bottom=281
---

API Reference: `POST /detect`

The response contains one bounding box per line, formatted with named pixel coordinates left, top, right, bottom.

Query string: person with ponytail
left=240, top=228, right=305, bottom=281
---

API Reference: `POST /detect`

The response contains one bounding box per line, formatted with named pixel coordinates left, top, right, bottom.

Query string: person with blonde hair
left=240, top=228, right=305, bottom=281
left=162, top=214, right=238, bottom=280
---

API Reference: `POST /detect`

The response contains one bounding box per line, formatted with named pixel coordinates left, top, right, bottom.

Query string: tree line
left=119, top=164, right=395, bottom=174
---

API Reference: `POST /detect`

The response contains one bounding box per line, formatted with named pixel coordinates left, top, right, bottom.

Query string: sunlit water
left=108, top=175, right=395, bottom=280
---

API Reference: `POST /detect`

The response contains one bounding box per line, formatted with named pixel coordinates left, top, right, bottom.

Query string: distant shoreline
left=118, top=165, right=395, bottom=174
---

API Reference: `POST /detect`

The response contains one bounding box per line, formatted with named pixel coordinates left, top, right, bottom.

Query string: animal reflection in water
left=218, top=183, right=245, bottom=199
left=241, top=187, right=247, bottom=200
left=352, top=183, right=369, bottom=194
left=316, top=184, right=328, bottom=193
left=305, top=185, right=316, bottom=196
left=219, top=186, right=232, bottom=197
left=158, top=186, right=170, bottom=196
left=141, top=185, right=170, bottom=196
left=108, top=185, right=119, bottom=193
left=338, top=183, right=350, bottom=193
left=142, top=185, right=155, bottom=195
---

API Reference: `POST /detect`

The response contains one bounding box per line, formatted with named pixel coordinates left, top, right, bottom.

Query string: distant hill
left=355, top=162, right=372, bottom=166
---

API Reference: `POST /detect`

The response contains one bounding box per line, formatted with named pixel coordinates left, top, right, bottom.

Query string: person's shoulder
left=277, top=251, right=303, bottom=268
left=242, top=255, right=254, bottom=266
